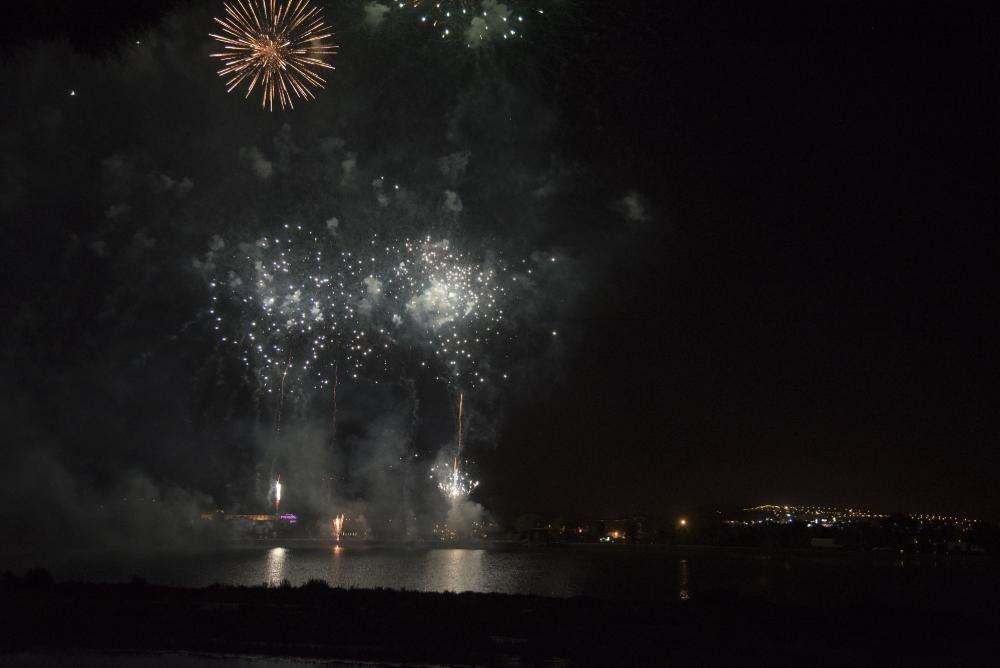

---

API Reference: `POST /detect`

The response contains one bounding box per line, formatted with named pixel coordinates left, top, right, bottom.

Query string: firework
left=393, top=1, right=532, bottom=45
left=431, top=392, right=479, bottom=500
left=274, top=475, right=282, bottom=514
left=210, top=0, right=337, bottom=111
left=209, top=230, right=563, bottom=509
left=432, top=461, right=480, bottom=500
left=210, top=225, right=394, bottom=399
left=332, top=513, right=344, bottom=541
left=378, top=237, right=510, bottom=388
left=211, top=230, right=514, bottom=398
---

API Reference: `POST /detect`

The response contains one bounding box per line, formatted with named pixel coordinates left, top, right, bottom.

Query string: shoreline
left=5, top=537, right=995, bottom=559
left=2, top=574, right=996, bottom=665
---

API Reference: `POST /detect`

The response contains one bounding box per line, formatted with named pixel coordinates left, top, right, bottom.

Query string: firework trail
left=327, top=362, right=339, bottom=504
left=455, top=391, right=464, bottom=465
left=210, top=0, right=337, bottom=110
left=432, top=391, right=479, bottom=500
left=270, top=352, right=293, bottom=501
left=331, top=362, right=339, bottom=436
left=211, top=225, right=391, bottom=507
left=274, top=475, right=283, bottom=515
left=275, top=351, right=293, bottom=433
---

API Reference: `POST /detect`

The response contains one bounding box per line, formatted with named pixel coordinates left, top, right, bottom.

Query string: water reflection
left=266, top=547, right=287, bottom=586
left=34, top=545, right=1000, bottom=610
left=678, top=559, right=690, bottom=601
left=427, top=549, right=485, bottom=593
left=325, top=545, right=344, bottom=585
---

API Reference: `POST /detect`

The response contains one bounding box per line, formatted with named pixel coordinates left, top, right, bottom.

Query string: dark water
left=5, top=543, right=999, bottom=610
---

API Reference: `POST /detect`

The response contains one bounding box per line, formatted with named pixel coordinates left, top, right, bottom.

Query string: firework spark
left=210, top=0, right=337, bottom=111
left=210, top=224, right=394, bottom=398
left=432, top=461, right=480, bottom=500
left=211, top=229, right=515, bottom=399
left=380, top=237, right=509, bottom=387
left=394, top=1, right=531, bottom=44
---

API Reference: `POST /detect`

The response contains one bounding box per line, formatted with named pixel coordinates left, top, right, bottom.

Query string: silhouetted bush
left=24, top=568, right=53, bottom=587
left=302, top=578, right=329, bottom=589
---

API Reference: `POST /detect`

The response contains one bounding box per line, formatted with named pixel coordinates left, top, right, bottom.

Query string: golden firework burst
left=210, top=0, right=337, bottom=111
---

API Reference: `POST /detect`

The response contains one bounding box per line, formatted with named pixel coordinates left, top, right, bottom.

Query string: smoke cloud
left=0, top=1, right=654, bottom=552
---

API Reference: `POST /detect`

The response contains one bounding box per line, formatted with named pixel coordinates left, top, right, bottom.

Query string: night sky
left=2, top=0, right=998, bottom=548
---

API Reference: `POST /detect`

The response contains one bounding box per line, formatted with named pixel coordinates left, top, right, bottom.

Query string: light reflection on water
left=430, top=548, right=484, bottom=593
left=9, top=545, right=1000, bottom=609
left=265, top=547, right=287, bottom=586
left=678, top=558, right=690, bottom=601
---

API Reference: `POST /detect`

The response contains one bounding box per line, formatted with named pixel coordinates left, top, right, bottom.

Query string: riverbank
left=1, top=572, right=997, bottom=665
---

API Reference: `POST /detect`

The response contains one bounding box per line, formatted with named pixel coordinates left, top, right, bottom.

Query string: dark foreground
left=2, top=572, right=997, bottom=666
